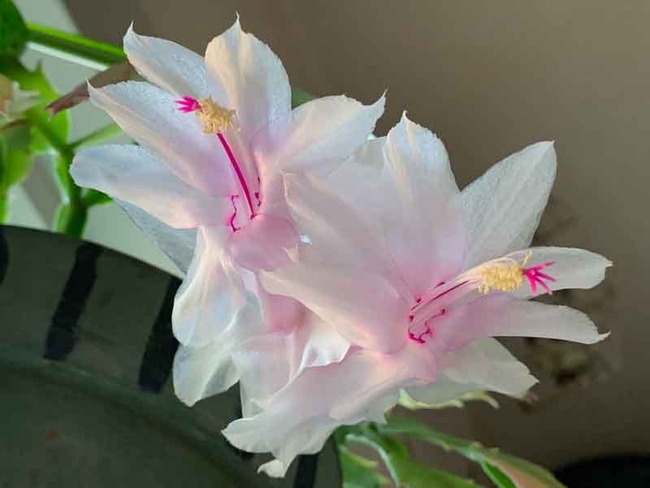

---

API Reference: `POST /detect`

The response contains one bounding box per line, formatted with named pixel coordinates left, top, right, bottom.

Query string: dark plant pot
left=0, top=225, right=340, bottom=487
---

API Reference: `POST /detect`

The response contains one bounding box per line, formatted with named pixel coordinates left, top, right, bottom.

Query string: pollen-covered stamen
left=195, top=97, right=238, bottom=134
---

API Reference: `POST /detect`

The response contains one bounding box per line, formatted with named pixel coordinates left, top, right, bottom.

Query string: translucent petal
left=72, top=145, right=229, bottom=229
left=462, top=141, right=556, bottom=267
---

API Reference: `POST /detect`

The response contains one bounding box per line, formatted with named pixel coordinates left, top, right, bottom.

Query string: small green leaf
left=482, top=462, right=517, bottom=488
left=339, top=447, right=390, bottom=488
left=291, top=88, right=315, bottom=108
left=0, top=0, right=28, bottom=56
left=376, top=417, right=566, bottom=488
left=390, top=456, right=479, bottom=488
left=398, top=389, right=499, bottom=411
left=342, top=424, right=479, bottom=488
left=0, top=122, right=34, bottom=190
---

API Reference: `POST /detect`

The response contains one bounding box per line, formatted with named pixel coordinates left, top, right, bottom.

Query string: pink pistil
left=217, top=132, right=256, bottom=219
left=176, top=96, right=257, bottom=221
left=175, top=96, right=201, bottom=113
left=523, top=261, right=556, bottom=295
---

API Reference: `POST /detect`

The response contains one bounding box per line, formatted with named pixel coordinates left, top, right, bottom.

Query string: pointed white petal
left=72, top=145, right=229, bottom=228
left=506, top=247, right=612, bottom=298
left=223, top=344, right=433, bottom=473
left=257, top=93, right=385, bottom=171
left=283, top=174, right=404, bottom=289
left=252, top=94, right=385, bottom=218
left=379, top=115, right=465, bottom=294
left=117, top=201, right=195, bottom=274
left=258, top=459, right=288, bottom=478
left=462, top=141, right=556, bottom=267
left=204, top=18, right=291, bottom=142
left=89, top=81, right=234, bottom=197
left=436, top=295, right=607, bottom=351
left=236, top=312, right=350, bottom=412
left=406, top=339, right=536, bottom=404
left=172, top=226, right=246, bottom=347
left=261, top=263, right=407, bottom=353
left=173, top=296, right=264, bottom=406
left=123, top=25, right=209, bottom=97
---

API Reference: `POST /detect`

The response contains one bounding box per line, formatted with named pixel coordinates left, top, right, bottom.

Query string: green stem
left=0, top=193, right=9, bottom=224
left=29, top=119, right=88, bottom=237
left=52, top=153, right=86, bottom=237
left=69, top=123, right=122, bottom=150
left=26, top=23, right=126, bottom=69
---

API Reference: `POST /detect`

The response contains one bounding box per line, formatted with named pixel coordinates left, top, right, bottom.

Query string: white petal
left=123, top=25, right=209, bottom=97
left=252, top=94, right=385, bottom=219
left=323, top=136, right=387, bottom=216
left=462, top=141, right=556, bottom=267
left=117, top=201, right=195, bottom=274
left=283, top=174, right=405, bottom=291
left=379, top=114, right=465, bottom=294
left=408, top=338, right=537, bottom=404
left=204, top=18, right=291, bottom=142
left=258, top=459, right=287, bottom=478
left=507, top=247, right=612, bottom=298
left=256, top=93, right=385, bottom=172
left=173, top=295, right=264, bottom=406
left=89, top=81, right=234, bottom=197
left=435, top=295, right=607, bottom=351
left=172, top=226, right=246, bottom=347
left=261, top=263, right=407, bottom=353
left=223, top=344, right=433, bottom=472
left=72, top=145, right=229, bottom=228
left=236, top=312, right=350, bottom=412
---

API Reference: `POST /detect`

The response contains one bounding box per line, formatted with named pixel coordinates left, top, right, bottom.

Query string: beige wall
left=65, top=0, right=650, bottom=472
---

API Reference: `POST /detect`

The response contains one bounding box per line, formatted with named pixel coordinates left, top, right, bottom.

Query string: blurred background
left=10, top=0, right=649, bottom=481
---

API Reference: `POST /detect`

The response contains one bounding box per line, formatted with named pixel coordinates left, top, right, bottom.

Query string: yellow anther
left=476, top=259, right=525, bottom=294
left=196, top=97, right=237, bottom=134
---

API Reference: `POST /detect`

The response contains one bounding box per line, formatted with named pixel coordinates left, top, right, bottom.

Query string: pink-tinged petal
left=407, top=338, right=537, bottom=403
left=227, top=214, right=299, bottom=271
left=505, top=247, right=612, bottom=298
left=72, top=145, right=230, bottom=229
left=173, top=226, right=246, bottom=347
left=89, top=81, right=234, bottom=197
left=282, top=174, right=407, bottom=295
left=260, top=93, right=385, bottom=171
left=253, top=94, right=385, bottom=205
left=261, top=263, right=408, bottom=353
left=173, top=296, right=265, bottom=406
left=223, top=343, right=434, bottom=474
left=256, top=286, right=305, bottom=332
left=462, top=141, right=556, bottom=267
left=116, top=202, right=195, bottom=274
left=380, top=114, right=466, bottom=294
left=123, top=25, right=209, bottom=98
left=323, top=137, right=387, bottom=217
left=236, top=312, right=350, bottom=416
left=435, top=295, right=607, bottom=351
left=204, top=18, right=291, bottom=143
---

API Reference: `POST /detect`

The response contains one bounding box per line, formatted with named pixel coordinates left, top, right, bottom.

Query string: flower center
left=407, top=252, right=556, bottom=343
left=176, top=95, right=257, bottom=226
